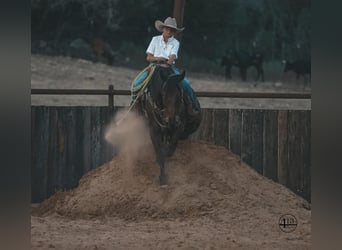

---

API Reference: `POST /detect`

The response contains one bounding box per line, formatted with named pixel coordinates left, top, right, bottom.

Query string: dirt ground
left=31, top=54, right=311, bottom=249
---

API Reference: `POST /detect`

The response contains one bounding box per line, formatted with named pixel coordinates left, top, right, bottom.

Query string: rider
left=131, top=17, right=199, bottom=116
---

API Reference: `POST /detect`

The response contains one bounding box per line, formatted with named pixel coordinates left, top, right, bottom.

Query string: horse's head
left=145, top=65, right=185, bottom=131
left=162, top=70, right=185, bottom=127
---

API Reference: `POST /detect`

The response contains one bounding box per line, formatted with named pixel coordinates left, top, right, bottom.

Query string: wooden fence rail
left=31, top=106, right=311, bottom=203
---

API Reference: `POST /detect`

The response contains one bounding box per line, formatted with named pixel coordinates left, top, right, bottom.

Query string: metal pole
left=173, top=0, right=185, bottom=41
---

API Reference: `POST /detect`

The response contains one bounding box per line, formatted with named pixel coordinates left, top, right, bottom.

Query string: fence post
left=108, top=85, right=114, bottom=109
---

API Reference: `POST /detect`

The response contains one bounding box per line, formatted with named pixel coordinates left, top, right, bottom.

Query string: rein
left=147, top=79, right=168, bottom=129
left=151, top=107, right=168, bottom=128
left=149, top=75, right=183, bottom=130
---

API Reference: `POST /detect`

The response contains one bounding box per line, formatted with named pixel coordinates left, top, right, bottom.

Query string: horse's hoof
left=159, top=176, right=168, bottom=187
left=160, top=184, right=169, bottom=188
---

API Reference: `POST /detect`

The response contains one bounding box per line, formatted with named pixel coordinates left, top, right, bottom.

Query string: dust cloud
left=104, top=109, right=151, bottom=168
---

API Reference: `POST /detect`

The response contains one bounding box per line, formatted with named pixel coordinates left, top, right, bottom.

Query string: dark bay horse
left=135, top=64, right=201, bottom=186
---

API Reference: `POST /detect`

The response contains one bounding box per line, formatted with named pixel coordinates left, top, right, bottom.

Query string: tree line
left=31, top=0, right=310, bottom=71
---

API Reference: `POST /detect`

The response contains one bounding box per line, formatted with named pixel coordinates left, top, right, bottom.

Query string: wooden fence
left=31, top=106, right=310, bottom=203
left=189, top=108, right=311, bottom=202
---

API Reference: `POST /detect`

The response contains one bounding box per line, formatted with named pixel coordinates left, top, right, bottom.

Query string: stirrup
left=187, top=102, right=199, bottom=116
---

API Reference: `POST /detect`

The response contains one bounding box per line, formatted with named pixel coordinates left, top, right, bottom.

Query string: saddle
left=131, top=63, right=199, bottom=118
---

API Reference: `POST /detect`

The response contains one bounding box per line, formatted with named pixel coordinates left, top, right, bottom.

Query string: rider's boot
left=183, top=95, right=199, bottom=116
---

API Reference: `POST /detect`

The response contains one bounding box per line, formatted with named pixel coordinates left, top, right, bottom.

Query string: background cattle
left=282, top=59, right=311, bottom=84
left=90, top=38, right=117, bottom=65
left=220, top=50, right=235, bottom=80
left=220, top=49, right=264, bottom=82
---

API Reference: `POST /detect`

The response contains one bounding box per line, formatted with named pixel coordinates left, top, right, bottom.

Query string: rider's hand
left=167, top=55, right=176, bottom=65
left=157, top=57, right=167, bottom=62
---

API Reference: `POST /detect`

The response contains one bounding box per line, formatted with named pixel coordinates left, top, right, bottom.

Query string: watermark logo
left=279, top=214, right=297, bottom=233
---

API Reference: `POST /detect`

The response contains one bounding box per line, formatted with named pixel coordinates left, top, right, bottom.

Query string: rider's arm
left=146, top=53, right=167, bottom=63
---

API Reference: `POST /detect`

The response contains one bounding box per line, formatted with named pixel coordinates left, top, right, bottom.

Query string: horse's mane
left=150, top=65, right=174, bottom=84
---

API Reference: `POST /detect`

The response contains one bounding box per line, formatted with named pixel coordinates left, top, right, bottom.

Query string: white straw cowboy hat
left=155, top=17, right=185, bottom=33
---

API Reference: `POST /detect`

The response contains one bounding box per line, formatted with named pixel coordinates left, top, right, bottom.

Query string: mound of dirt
left=33, top=140, right=310, bottom=223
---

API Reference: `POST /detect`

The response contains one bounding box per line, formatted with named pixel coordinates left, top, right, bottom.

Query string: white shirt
left=146, top=35, right=180, bottom=61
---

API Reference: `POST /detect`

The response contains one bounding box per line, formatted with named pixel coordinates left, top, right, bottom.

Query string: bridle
left=143, top=66, right=184, bottom=130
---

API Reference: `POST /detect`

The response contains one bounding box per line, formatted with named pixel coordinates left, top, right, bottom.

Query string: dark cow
left=220, top=50, right=264, bottom=82
left=283, top=59, right=311, bottom=84
left=250, top=52, right=264, bottom=82
left=90, top=38, right=117, bottom=65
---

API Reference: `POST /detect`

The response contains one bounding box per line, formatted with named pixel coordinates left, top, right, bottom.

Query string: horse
left=134, top=64, right=201, bottom=186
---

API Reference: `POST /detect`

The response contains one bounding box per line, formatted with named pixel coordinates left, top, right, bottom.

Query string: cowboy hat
left=155, top=17, right=185, bottom=33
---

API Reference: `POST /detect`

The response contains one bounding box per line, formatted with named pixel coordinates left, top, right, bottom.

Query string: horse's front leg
left=167, top=129, right=182, bottom=157
left=150, top=130, right=168, bottom=187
